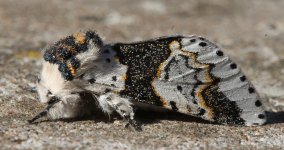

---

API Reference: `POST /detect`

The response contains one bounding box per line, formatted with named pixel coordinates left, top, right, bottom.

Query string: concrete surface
left=1, top=0, right=284, bottom=149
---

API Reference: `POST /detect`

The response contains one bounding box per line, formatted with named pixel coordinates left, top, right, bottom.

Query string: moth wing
left=153, top=36, right=266, bottom=126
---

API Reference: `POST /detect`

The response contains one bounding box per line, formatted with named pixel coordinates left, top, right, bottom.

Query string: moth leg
left=29, top=93, right=92, bottom=123
left=28, top=96, right=60, bottom=123
left=98, top=92, right=141, bottom=131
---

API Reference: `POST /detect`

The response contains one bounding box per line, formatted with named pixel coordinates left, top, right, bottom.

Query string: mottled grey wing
left=152, top=36, right=266, bottom=126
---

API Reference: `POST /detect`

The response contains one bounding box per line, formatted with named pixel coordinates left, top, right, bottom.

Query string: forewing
left=153, top=36, right=266, bottom=126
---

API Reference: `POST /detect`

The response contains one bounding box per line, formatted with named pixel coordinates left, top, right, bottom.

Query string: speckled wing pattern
left=112, top=36, right=266, bottom=126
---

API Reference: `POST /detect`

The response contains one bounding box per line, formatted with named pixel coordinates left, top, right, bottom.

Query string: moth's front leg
left=98, top=92, right=141, bottom=131
left=28, top=96, right=60, bottom=123
left=29, top=93, right=93, bottom=123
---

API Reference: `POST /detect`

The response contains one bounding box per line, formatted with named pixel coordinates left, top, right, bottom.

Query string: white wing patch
left=153, top=53, right=200, bottom=115
left=74, top=46, right=127, bottom=92
left=92, top=48, right=127, bottom=90
left=211, top=60, right=241, bottom=79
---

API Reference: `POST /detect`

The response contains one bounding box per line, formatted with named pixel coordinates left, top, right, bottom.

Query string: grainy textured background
left=1, top=0, right=284, bottom=149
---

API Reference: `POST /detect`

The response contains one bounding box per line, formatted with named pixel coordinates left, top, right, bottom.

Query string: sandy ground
left=1, top=0, right=284, bottom=149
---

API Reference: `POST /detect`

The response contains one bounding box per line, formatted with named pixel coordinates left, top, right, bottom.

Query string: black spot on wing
left=216, top=50, right=223, bottom=56
left=199, top=42, right=207, bottom=47
left=177, top=85, right=182, bottom=91
left=190, top=39, right=196, bottom=43
left=248, top=87, right=255, bottom=93
left=255, top=100, right=262, bottom=107
left=104, top=88, right=111, bottom=93
left=230, top=63, right=237, bottom=69
left=112, top=76, right=117, bottom=81
left=240, top=75, right=246, bottom=82
left=258, top=114, right=265, bottom=119
left=88, top=78, right=96, bottom=84
left=78, top=74, right=85, bottom=79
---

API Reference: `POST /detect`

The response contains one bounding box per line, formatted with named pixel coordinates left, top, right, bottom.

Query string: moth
left=29, top=30, right=267, bottom=128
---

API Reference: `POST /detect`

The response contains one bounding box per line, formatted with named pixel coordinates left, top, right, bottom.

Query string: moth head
left=43, top=30, right=104, bottom=81
left=36, top=31, right=103, bottom=103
